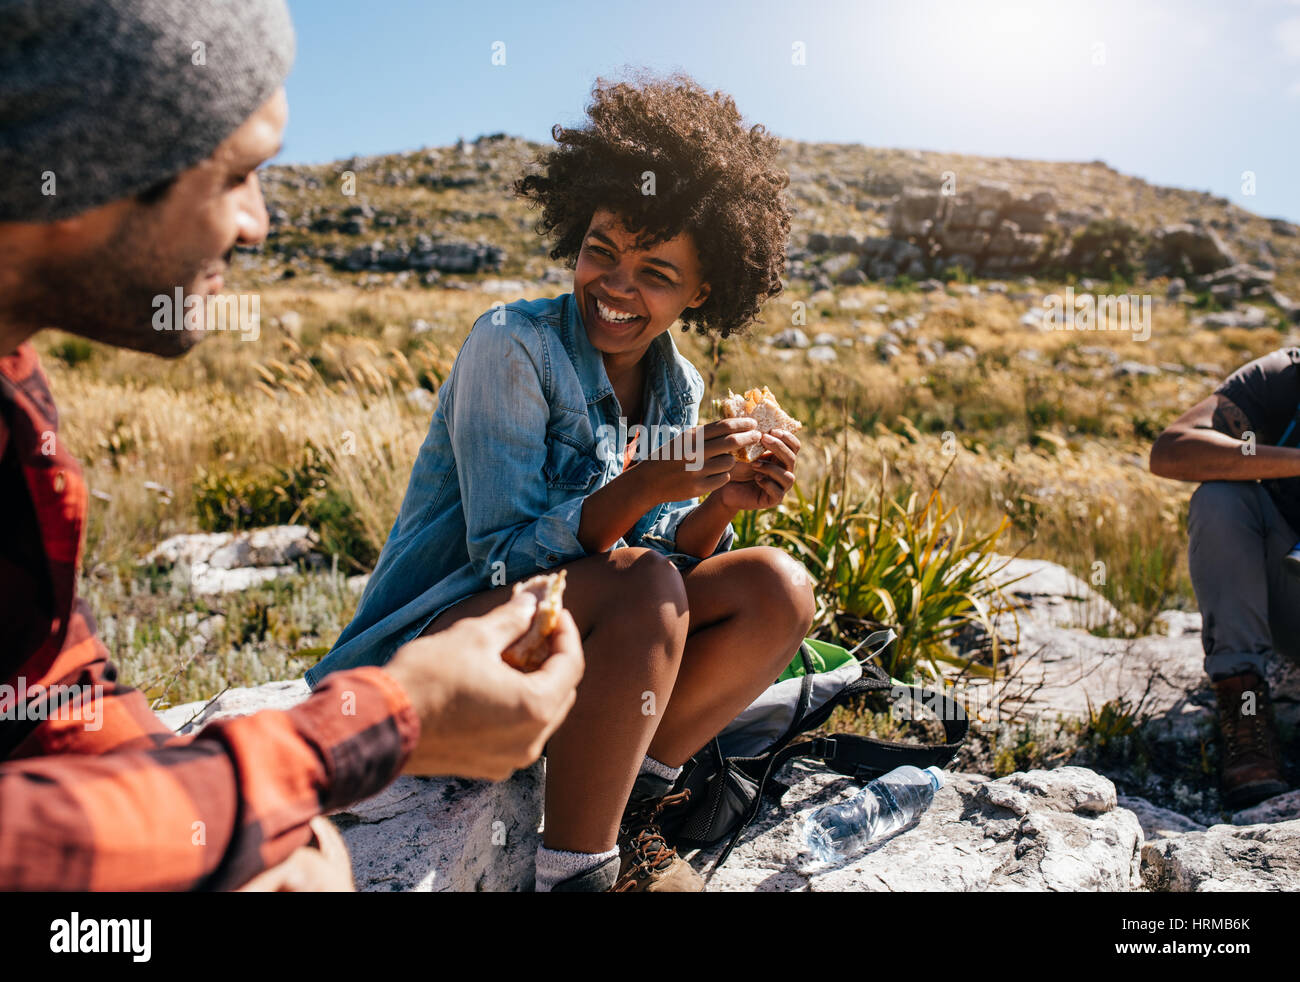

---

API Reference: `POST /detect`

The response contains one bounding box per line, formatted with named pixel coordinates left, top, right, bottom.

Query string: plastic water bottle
left=802, top=765, right=945, bottom=863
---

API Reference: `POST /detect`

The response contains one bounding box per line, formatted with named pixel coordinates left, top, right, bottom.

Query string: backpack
left=659, top=631, right=968, bottom=871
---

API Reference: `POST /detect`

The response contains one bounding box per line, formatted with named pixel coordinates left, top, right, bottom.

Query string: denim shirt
left=306, top=292, right=733, bottom=686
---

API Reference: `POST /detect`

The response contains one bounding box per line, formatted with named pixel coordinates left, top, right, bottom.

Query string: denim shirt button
left=547, top=553, right=558, bottom=562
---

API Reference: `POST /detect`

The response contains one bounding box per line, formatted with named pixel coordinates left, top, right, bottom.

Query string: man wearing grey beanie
left=0, top=0, right=583, bottom=891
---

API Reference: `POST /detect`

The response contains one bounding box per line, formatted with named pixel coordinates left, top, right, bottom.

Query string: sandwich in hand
left=717, top=386, right=803, bottom=462
left=501, top=570, right=567, bottom=672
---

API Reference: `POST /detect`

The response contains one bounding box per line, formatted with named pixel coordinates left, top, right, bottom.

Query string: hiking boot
left=550, top=854, right=620, bottom=893
left=1213, top=671, right=1288, bottom=809
left=614, top=789, right=704, bottom=892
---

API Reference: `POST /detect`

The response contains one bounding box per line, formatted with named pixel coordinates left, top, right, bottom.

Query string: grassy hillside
left=37, top=135, right=1300, bottom=708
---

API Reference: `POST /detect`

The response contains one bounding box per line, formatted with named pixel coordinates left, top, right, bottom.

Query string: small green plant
left=733, top=462, right=1015, bottom=681
left=49, top=336, right=95, bottom=367
left=1089, top=535, right=1183, bottom=637
left=1191, top=290, right=1224, bottom=312
left=1084, top=695, right=1141, bottom=749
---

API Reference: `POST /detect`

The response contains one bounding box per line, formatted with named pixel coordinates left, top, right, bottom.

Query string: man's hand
left=383, top=592, right=584, bottom=781
left=236, top=816, right=356, bottom=892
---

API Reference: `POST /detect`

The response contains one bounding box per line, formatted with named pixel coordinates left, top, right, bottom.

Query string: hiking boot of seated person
left=1213, top=671, right=1289, bottom=809
left=614, top=786, right=704, bottom=893
left=550, top=854, right=620, bottom=893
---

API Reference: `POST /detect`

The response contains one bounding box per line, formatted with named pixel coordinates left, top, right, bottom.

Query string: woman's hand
left=715, top=428, right=800, bottom=512
left=626, top=417, right=763, bottom=504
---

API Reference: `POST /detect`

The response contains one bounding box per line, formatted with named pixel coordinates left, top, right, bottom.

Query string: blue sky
left=282, top=0, right=1300, bottom=222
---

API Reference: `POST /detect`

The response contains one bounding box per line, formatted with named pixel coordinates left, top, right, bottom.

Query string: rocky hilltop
left=240, top=135, right=1300, bottom=313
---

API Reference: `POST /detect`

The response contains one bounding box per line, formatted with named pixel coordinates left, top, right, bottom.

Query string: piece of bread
left=501, top=570, right=567, bottom=672
left=717, top=386, right=803, bottom=461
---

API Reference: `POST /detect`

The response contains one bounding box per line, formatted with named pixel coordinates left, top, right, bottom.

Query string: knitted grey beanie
left=0, top=0, right=295, bottom=222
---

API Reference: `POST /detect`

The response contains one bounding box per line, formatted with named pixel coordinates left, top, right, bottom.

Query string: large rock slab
left=959, top=556, right=1300, bottom=744
left=156, top=680, right=542, bottom=892
left=1141, top=821, right=1300, bottom=891
left=334, top=767, right=542, bottom=892
left=989, top=554, right=1125, bottom=630
left=693, top=765, right=1143, bottom=892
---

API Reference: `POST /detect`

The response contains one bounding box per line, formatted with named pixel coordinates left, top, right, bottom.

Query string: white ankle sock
left=533, top=759, right=684, bottom=891
left=639, top=755, right=683, bottom=783
left=534, top=844, right=619, bottom=893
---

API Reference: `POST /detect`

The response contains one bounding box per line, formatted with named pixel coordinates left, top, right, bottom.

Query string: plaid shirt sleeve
left=0, top=662, right=418, bottom=891
left=0, top=344, right=420, bottom=891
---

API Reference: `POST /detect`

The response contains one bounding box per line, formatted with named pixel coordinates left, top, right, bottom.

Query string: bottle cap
left=924, top=766, right=945, bottom=790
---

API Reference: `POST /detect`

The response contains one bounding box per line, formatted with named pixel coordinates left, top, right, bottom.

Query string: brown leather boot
left=1212, top=671, right=1288, bottom=809
left=613, top=789, right=705, bottom=892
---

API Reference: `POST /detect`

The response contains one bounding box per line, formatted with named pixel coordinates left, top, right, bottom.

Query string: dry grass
left=39, top=275, right=1295, bottom=701
left=47, top=281, right=1262, bottom=577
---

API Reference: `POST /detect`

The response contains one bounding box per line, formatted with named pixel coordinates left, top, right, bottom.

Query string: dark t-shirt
left=1216, top=347, right=1300, bottom=538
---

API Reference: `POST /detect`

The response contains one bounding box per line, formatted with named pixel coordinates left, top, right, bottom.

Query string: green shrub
left=733, top=465, right=1014, bottom=681
left=193, top=443, right=377, bottom=570
left=50, top=336, right=95, bottom=367
left=1088, top=534, right=1184, bottom=637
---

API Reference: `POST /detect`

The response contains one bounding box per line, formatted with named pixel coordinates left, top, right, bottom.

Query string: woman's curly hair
left=513, top=71, right=792, bottom=339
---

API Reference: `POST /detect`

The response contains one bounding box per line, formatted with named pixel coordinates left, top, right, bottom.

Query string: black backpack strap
left=709, top=644, right=815, bottom=870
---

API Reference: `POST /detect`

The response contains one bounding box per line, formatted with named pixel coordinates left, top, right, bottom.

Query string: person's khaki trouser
left=236, top=816, right=355, bottom=892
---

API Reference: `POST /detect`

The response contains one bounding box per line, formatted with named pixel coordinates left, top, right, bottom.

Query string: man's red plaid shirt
left=0, top=343, right=418, bottom=890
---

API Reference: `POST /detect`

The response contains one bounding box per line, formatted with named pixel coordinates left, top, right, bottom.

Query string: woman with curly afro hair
left=310, top=72, right=814, bottom=892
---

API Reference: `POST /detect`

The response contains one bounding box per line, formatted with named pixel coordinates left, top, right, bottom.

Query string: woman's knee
left=732, top=546, right=817, bottom=634
left=590, top=547, right=689, bottom=642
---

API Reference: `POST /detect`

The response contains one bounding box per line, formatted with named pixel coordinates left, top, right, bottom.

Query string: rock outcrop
left=1148, top=223, right=1236, bottom=276
left=143, top=525, right=321, bottom=594
left=1141, top=821, right=1300, bottom=891
left=797, top=185, right=1267, bottom=288
left=697, top=765, right=1143, bottom=892
left=887, top=182, right=1055, bottom=277
left=157, top=680, right=543, bottom=892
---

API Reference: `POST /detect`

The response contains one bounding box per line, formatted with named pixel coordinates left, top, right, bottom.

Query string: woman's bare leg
left=645, top=546, right=817, bottom=767
left=422, top=546, right=689, bottom=853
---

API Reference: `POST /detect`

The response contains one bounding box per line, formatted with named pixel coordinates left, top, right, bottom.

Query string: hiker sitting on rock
left=0, top=0, right=582, bottom=891
left=307, top=73, right=817, bottom=892
left=1150, top=347, right=1299, bottom=808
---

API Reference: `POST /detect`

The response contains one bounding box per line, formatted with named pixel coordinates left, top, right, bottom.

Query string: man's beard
left=12, top=210, right=217, bottom=358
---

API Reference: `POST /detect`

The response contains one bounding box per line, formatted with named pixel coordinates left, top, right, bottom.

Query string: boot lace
left=1219, top=680, right=1277, bottom=761
left=614, top=789, right=692, bottom=889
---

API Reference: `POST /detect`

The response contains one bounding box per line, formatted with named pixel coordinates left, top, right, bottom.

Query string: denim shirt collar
left=560, top=292, right=694, bottom=428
